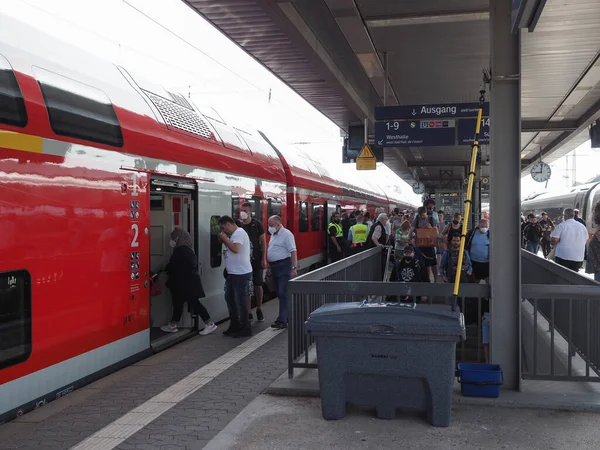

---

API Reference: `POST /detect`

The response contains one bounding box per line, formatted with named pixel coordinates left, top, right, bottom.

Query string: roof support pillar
left=489, top=0, right=521, bottom=390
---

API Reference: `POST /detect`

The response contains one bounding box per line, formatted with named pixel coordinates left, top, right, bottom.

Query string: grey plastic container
left=305, top=302, right=465, bottom=427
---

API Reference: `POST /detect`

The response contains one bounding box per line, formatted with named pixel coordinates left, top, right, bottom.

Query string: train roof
left=0, top=14, right=287, bottom=182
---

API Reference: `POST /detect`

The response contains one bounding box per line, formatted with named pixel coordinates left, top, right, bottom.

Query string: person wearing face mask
left=266, top=215, right=298, bottom=329
left=442, top=213, right=463, bottom=246
left=465, top=218, right=490, bottom=283
left=240, top=202, right=267, bottom=322
left=523, top=214, right=543, bottom=254
left=160, top=228, right=217, bottom=335
left=389, top=245, right=422, bottom=302
left=423, top=199, right=440, bottom=227
left=218, top=216, right=253, bottom=337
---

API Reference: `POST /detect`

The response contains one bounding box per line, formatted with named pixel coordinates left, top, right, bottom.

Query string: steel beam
left=490, top=0, right=521, bottom=390
left=521, top=120, right=577, bottom=132
left=407, top=160, right=470, bottom=167
left=366, top=10, right=489, bottom=28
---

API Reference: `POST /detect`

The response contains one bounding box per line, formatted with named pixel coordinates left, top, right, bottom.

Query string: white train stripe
left=69, top=327, right=284, bottom=450
left=0, top=330, right=149, bottom=416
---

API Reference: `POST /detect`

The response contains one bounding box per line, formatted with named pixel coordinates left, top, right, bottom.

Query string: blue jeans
left=595, top=272, right=600, bottom=282
left=271, top=258, right=292, bottom=323
left=526, top=240, right=539, bottom=254
left=225, top=273, right=251, bottom=329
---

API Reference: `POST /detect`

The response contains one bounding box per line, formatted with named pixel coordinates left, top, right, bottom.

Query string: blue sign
left=458, top=118, right=490, bottom=146
left=375, top=103, right=489, bottom=121
left=375, top=120, right=456, bottom=147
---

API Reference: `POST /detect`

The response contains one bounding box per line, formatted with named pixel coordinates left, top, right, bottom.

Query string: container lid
left=305, top=302, right=465, bottom=338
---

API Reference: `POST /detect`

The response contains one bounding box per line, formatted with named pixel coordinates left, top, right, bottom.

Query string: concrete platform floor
left=203, top=394, right=600, bottom=450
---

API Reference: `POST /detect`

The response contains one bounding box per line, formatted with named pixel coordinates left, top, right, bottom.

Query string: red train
left=0, top=15, right=414, bottom=422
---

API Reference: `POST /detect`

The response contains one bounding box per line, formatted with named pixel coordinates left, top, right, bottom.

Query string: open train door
left=147, top=176, right=198, bottom=350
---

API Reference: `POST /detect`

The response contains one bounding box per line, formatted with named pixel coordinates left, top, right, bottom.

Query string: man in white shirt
left=218, top=215, right=253, bottom=337
left=551, top=208, right=589, bottom=272
left=266, top=215, right=297, bottom=329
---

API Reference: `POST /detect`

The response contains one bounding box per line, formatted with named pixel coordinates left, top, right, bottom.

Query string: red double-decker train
left=0, top=15, right=415, bottom=422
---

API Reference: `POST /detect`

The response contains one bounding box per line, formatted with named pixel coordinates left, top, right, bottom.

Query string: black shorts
left=415, top=247, right=437, bottom=267
left=251, top=262, right=264, bottom=286
left=471, top=261, right=489, bottom=280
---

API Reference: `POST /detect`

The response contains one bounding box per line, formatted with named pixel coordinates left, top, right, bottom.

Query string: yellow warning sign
left=356, top=143, right=376, bottom=170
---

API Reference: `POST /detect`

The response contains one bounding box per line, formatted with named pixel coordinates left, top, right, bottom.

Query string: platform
left=2, top=295, right=600, bottom=450
left=0, top=301, right=287, bottom=450
left=202, top=394, right=600, bottom=450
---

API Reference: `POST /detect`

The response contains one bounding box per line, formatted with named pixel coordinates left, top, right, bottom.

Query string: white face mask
left=268, top=226, right=277, bottom=235
left=240, top=211, right=249, bottom=221
left=169, top=239, right=177, bottom=248
left=479, top=227, right=488, bottom=234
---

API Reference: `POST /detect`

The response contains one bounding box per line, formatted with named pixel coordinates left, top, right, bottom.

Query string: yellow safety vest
left=328, top=222, right=343, bottom=238
left=351, top=223, right=368, bottom=244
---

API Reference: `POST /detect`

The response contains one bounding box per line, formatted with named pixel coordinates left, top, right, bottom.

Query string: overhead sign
left=374, top=102, right=489, bottom=121
left=356, top=143, right=376, bottom=170
left=458, top=117, right=490, bottom=145
left=374, top=120, right=456, bottom=147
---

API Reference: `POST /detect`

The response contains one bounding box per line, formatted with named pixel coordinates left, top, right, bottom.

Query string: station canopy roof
left=185, top=0, right=600, bottom=192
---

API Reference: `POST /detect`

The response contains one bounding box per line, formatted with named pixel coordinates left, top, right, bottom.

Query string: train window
left=311, top=203, right=321, bottom=231
left=231, top=196, right=240, bottom=220
left=0, top=270, right=32, bottom=370
left=34, top=67, right=124, bottom=147
left=0, top=55, right=28, bottom=127
left=210, top=215, right=222, bottom=268
left=299, top=201, right=309, bottom=232
left=150, top=195, right=164, bottom=211
left=268, top=198, right=282, bottom=217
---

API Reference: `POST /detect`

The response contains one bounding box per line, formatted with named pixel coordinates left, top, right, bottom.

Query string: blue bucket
left=457, top=363, right=503, bottom=398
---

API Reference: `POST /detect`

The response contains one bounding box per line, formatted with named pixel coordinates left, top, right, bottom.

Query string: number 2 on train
left=131, top=224, right=139, bottom=248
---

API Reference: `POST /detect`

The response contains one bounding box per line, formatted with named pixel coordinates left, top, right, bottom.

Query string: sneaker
left=249, top=313, right=254, bottom=321
left=199, top=323, right=217, bottom=336
left=256, top=308, right=264, bottom=322
left=160, top=323, right=178, bottom=333
left=270, top=321, right=287, bottom=330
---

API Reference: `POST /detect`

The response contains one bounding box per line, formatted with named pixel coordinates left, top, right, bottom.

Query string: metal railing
left=287, top=248, right=490, bottom=378
left=520, top=250, right=600, bottom=381
left=522, top=286, right=600, bottom=381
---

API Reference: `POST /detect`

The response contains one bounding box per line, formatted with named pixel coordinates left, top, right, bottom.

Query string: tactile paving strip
left=69, top=327, right=284, bottom=450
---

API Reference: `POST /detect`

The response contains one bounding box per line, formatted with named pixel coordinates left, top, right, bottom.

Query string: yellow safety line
left=0, top=130, right=43, bottom=153
left=453, top=95, right=485, bottom=301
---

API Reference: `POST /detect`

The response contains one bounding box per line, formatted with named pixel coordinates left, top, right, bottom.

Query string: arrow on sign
left=378, top=139, right=383, bottom=145
left=411, top=109, right=417, bottom=116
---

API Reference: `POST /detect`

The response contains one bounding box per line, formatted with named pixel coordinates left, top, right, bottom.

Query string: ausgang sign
left=374, top=102, right=490, bottom=121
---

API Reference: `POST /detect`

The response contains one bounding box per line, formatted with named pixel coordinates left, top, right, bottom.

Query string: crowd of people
left=328, top=199, right=491, bottom=287
left=522, top=204, right=600, bottom=281
left=154, top=198, right=600, bottom=341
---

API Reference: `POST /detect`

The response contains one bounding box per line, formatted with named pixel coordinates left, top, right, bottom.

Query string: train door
left=324, top=201, right=340, bottom=255
left=148, top=177, right=197, bottom=348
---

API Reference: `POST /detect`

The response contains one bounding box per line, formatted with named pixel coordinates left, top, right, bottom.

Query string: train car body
left=0, top=15, right=414, bottom=422
left=521, top=182, right=600, bottom=237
